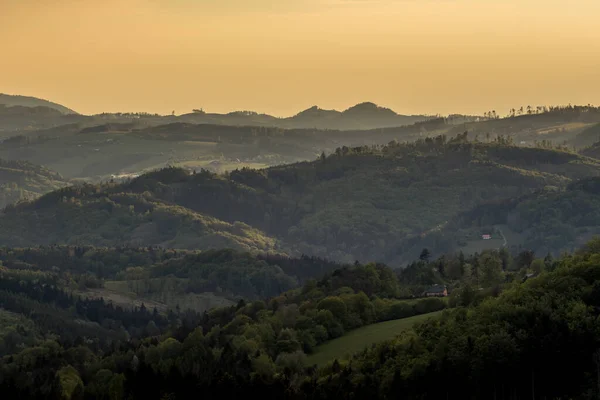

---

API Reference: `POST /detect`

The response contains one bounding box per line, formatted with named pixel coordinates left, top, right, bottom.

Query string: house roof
left=424, top=285, right=446, bottom=293
left=522, top=272, right=538, bottom=282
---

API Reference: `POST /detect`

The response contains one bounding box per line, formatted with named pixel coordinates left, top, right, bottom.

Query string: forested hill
left=444, top=175, right=600, bottom=256
left=2, top=105, right=600, bottom=184
left=0, top=159, right=68, bottom=208
left=2, top=239, right=600, bottom=399
left=2, top=135, right=599, bottom=262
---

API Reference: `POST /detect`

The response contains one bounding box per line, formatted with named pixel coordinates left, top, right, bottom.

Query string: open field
left=87, top=280, right=236, bottom=313
left=458, top=224, right=526, bottom=254
left=307, top=310, right=444, bottom=366
left=82, top=287, right=171, bottom=313
left=177, top=159, right=270, bottom=172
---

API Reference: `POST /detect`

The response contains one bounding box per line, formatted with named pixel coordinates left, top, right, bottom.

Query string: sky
left=1, top=0, right=599, bottom=116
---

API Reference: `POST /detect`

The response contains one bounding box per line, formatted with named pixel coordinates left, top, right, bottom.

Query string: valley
left=2, top=96, right=600, bottom=400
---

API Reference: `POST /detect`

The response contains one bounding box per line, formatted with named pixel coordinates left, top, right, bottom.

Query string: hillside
left=580, top=136, right=600, bottom=159
left=447, top=105, right=600, bottom=146
left=0, top=184, right=282, bottom=254
left=0, top=117, right=451, bottom=180
left=306, top=310, right=443, bottom=366
left=0, top=97, right=430, bottom=135
left=571, top=122, right=600, bottom=147
left=2, top=136, right=599, bottom=262
left=0, top=93, right=77, bottom=114
left=442, top=175, right=600, bottom=256
left=0, top=159, right=68, bottom=208
left=3, top=237, right=600, bottom=399
left=3, top=106, right=600, bottom=183
left=0, top=104, right=87, bottom=133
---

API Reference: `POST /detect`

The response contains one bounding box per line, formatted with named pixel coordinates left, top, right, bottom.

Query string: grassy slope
left=307, top=310, right=444, bottom=366
left=97, top=280, right=235, bottom=313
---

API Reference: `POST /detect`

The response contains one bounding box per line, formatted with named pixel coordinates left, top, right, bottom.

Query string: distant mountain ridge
left=0, top=93, right=77, bottom=115
left=177, top=101, right=431, bottom=130
left=0, top=93, right=432, bottom=132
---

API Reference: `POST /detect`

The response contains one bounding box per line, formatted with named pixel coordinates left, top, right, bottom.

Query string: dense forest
left=2, top=134, right=600, bottom=263
left=0, top=239, right=597, bottom=399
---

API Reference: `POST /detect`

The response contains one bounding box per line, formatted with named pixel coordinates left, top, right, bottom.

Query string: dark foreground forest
left=1, top=240, right=600, bottom=399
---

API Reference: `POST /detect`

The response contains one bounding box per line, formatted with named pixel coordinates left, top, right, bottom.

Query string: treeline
left=0, top=246, right=345, bottom=300
left=0, top=265, right=174, bottom=357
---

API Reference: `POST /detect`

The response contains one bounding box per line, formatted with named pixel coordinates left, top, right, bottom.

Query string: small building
left=482, top=234, right=492, bottom=240
left=423, top=285, right=448, bottom=297
left=522, top=272, right=538, bottom=283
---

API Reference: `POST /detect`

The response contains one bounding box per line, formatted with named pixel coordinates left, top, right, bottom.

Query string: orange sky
left=1, top=0, right=599, bottom=116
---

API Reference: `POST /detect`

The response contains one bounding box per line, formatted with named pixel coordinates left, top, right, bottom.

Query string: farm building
left=522, top=272, right=538, bottom=283
left=423, top=285, right=448, bottom=297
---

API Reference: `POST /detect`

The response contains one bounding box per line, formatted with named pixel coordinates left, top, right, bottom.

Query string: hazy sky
left=1, top=0, right=599, bottom=116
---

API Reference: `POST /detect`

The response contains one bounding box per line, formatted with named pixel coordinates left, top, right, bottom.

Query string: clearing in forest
left=307, top=310, right=444, bottom=366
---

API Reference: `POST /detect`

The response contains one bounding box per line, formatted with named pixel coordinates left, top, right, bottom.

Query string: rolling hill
left=0, top=159, right=68, bottom=208
left=175, top=101, right=431, bottom=130
left=441, top=175, right=600, bottom=256
left=2, top=135, right=599, bottom=262
left=579, top=135, right=600, bottom=160
left=571, top=122, right=600, bottom=148
left=0, top=93, right=77, bottom=114
left=0, top=117, right=450, bottom=180
left=3, top=105, right=600, bottom=184
left=0, top=95, right=431, bottom=134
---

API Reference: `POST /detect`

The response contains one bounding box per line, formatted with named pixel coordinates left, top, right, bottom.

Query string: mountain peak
left=343, top=102, right=397, bottom=116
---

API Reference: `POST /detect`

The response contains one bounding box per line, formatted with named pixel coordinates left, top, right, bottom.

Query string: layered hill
left=2, top=136, right=599, bottom=263
left=3, top=106, right=600, bottom=183
left=579, top=135, right=600, bottom=160
left=0, top=117, right=451, bottom=180
left=0, top=93, right=77, bottom=114
left=176, top=102, right=430, bottom=130
left=0, top=95, right=431, bottom=134
left=0, top=159, right=68, bottom=208
left=0, top=104, right=87, bottom=132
